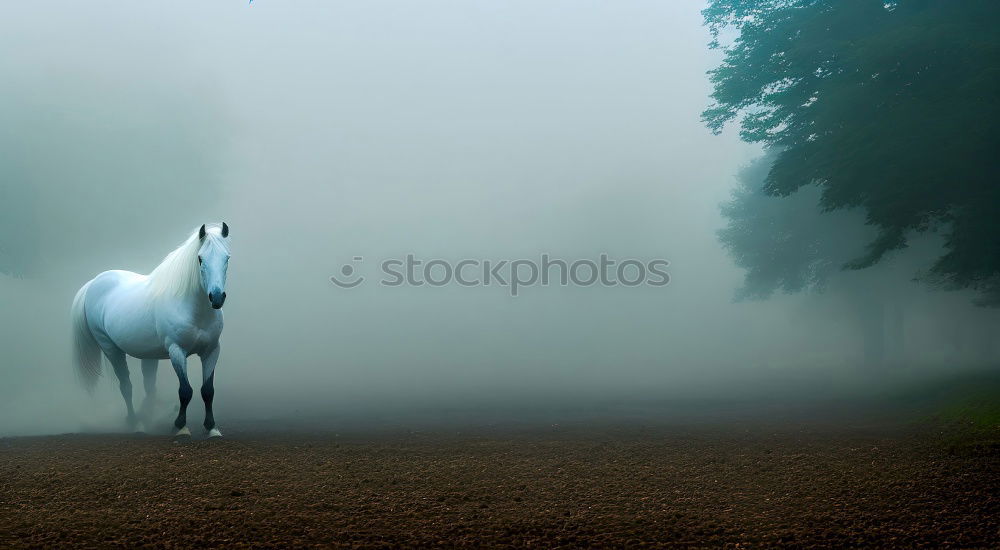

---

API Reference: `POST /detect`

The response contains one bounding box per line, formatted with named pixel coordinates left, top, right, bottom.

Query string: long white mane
left=147, top=225, right=229, bottom=298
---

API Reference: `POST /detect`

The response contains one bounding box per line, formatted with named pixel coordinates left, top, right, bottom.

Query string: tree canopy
left=704, top=0, right=1000, bottom=302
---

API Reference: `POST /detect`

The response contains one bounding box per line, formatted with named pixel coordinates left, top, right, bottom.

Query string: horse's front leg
left=199, top=343, right=222, bottom=438
left=167, top=344, right=192, bottom=437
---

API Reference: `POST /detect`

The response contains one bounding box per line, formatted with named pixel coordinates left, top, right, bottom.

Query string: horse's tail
left=71, top=281, right=102, bottom=392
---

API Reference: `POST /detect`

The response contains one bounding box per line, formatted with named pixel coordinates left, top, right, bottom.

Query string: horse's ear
left=199, top=224, right=207, bottom=240
left=221, top=222, right=229, bottom=238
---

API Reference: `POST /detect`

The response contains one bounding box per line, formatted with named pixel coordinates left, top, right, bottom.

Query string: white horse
left=71, top=223, right=231, bottom=438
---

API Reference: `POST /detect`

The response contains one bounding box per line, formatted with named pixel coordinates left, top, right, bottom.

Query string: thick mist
left=1, top=1, right=994, bottom=436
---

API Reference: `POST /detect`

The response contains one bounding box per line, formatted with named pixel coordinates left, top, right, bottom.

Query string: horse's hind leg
left=105, top=350, right=136, bottom=429
left=140, top=359, right=158, bottom=426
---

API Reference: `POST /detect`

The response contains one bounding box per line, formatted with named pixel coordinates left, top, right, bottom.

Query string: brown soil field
left=1, top=423, right=997, bottom=548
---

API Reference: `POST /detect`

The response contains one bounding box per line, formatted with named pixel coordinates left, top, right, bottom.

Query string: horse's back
left=85, top=269, right=143, bottom=292
left=83, top=270, right=147, bottom=313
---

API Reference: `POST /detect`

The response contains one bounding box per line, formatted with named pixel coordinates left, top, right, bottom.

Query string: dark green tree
left=720, top=153, right=902, bottom=366
left=704, top=0, right=1000, bottom=302
left=719, top=152, right=871, bottom=300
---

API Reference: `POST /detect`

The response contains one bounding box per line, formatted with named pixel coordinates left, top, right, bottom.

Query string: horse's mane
left=147, top=225, right=229, bottom=298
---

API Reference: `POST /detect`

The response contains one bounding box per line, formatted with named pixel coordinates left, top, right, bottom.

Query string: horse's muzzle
left=209, top=290, right=226, bottom=309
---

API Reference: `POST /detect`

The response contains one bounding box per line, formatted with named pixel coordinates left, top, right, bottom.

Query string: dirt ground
left=0, top=422, right=997, bottom=548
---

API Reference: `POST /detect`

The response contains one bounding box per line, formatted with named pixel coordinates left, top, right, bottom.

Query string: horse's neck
left=156, top=287, right=216, bottom=323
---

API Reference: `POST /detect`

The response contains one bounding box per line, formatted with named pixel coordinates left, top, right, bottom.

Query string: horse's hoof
left=207, top=428, right=223, bottom=438
left=173, top=427, right=191, bottom=440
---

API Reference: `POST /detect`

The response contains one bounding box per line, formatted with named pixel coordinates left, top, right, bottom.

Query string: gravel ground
left=0, top=422, right=997, bottom=548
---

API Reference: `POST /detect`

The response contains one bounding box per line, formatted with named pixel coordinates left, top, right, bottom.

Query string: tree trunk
left=861, top=299, right=885, bottom=370
left=887, top=302, right=904, bottom=367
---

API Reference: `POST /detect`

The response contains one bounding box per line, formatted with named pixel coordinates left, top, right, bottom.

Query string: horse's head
left=198, top=222, right=231, bottom=309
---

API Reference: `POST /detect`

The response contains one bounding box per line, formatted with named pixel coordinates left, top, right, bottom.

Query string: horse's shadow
left=77, top=400, right=190, bottom=437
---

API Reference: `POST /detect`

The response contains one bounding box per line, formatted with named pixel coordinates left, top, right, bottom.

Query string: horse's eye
left=198, top=256, right=203, bottom=265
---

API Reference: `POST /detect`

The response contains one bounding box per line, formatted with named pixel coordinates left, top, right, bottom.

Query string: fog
left=1, top=1, right=995, bottom=436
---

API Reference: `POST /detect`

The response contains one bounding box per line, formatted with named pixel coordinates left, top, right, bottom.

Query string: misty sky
left=1, top=2, right=985, bottom=435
